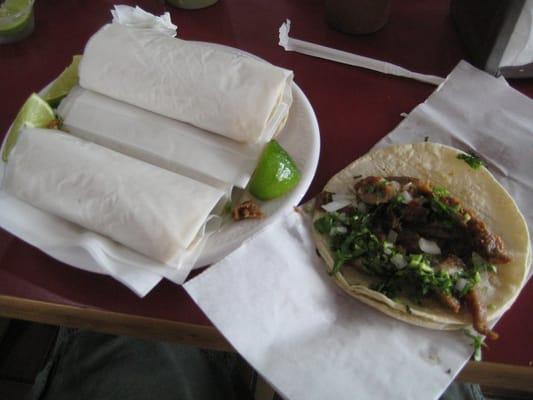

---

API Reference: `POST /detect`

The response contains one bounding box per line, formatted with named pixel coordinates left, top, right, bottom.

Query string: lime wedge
left=0, top=0, right=31, bottom=15
left=248, top=140, right=301, bottom=200
left=2, top=93, right=55, bottom=162
left=42, top=55, right=82, bottom=107
left=0, top=0, right=33, bottom=36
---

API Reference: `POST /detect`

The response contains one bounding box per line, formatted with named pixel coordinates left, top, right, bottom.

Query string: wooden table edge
left=1, top=294, right=532, bottom=393
left=0, top=294, right=233, bottom=352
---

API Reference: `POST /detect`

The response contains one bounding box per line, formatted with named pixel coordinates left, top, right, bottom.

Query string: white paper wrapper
left=184, top=61, right=533, bottom=400
left=111, top=5, right=177, bottom=37
left=4, top=128, right=225, bottom=259
left=0, top=128, right=225, bottom=296
left=58, top=87, right=261, bottom=189
left=278, top=19, right=444, bottom=86
left=80, top=23, right=294, bottom=144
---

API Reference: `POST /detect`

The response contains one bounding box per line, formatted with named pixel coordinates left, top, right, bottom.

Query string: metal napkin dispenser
left=451, top=0, right=533, bottom=78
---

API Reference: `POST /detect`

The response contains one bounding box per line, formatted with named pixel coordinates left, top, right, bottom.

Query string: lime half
left=42, top=55, right=82, bottom=107
left=249, top=140, right=301, bottom=200
left=2, top=93, right=55, bottom=162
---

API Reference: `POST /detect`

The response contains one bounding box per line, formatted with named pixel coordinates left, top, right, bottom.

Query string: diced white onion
left=329, top=226, right=348, bottom=235
left=391, top=253, right=407, bottom=269
left=400, top=190, right=413, bottom=204
left=321, top=200, right=352, bottom=212
left=387, top=230, right=398, bottom=243
left=332, top=193, right=356, bottom=203
left=418, top=237, right=441, bottom=255
left=357, top=202, right=368, bottom=213
left=440, top=265, right=461, bottom=275
left=455, top=278, right=469, bottom=292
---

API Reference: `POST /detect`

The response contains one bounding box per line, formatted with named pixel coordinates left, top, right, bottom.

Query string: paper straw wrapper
left=278, top=19, right=444, bottom=86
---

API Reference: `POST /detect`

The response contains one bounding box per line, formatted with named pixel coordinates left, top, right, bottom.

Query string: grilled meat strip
left=467, top=217, right=511, bottom=264
left=348, top=175, right=510, bottom=338
left=465, top=288, right=499, bottom=340
left=355, top=176, right=400, bottom=205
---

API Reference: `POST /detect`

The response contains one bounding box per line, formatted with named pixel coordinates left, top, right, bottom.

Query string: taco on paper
left=312, top=143, right=530, bottom=338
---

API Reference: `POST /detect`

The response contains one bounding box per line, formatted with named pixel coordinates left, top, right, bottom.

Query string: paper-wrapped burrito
left=58, top=87, right=262, bottom=189
left=3, top=128, right=225, bottom=263
left=79, top=23, right=294, bottom=144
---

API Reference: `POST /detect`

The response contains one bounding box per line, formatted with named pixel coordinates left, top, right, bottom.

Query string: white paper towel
left=184, top=61, right=533, bottom=400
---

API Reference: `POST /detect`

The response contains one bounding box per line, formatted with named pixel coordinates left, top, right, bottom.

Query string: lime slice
left=0, top=0, right=31, bottom=15
left=0, top=0, right=33, bottom=36
left=249, top=140, right=301, bottom=200
left=2, top=93, right=55, bottom=162
left=42, top=55, right=82, bottom=107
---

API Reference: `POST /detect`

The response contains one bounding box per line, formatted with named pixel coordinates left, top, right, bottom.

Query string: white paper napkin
left=184, top=61, right=533, bottom=400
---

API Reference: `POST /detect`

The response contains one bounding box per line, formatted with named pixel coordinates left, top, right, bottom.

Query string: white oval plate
left=0, top=43, right=320, bottom=288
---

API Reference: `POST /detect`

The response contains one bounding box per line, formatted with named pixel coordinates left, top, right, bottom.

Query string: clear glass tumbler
left=325, top=0, right=391, bottom=35
left=166, top=0, right=218, bottom=10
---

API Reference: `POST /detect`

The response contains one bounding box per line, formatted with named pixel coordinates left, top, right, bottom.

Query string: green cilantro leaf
left=464, top=329, right=486, bottom=361
left=457, top=152, right=484, bottom=170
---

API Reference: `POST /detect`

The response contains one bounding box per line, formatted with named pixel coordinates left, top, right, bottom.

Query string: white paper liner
left=278, top=19, right=445, bottom=86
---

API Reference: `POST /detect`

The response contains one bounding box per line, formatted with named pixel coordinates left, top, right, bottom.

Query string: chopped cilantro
left=315, top=208, right=461, bottom=300
left=430, top=196, right=460, bottom=220
left=313, top=199, right=484, bottom=304
left=331, top=251, right=351, bottom=275
left=223, top=201, right=233, bottom=214
left=432, top=186, right=449, bottom=198
left=457, top=152, right=484, bottom=170
left=314, top=214, right=336, bottom=234
left=464, top=329, right=486, bottom=361
left=472, top=252, right=497, bottom=273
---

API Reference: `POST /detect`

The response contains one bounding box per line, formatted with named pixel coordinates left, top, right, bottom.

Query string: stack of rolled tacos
left=3, top=22, right=294, bottom=264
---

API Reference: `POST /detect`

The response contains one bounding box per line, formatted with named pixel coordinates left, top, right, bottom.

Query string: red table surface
left=0, top=0, right=532, bottom=366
